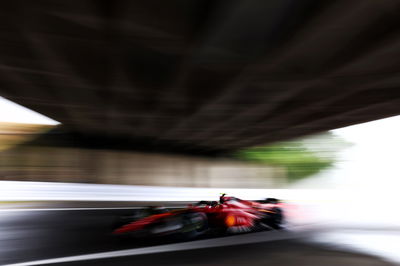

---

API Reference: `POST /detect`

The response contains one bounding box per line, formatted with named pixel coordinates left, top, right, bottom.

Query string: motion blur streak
left=312, top=231, right=400, bottom=265
left=0, top=180, right=359, bottom=203
left=0, top=0, right=399, bottom=265
left=0, top=187, right=399, bottom=265
left=4, top=230, right=304, bottom=266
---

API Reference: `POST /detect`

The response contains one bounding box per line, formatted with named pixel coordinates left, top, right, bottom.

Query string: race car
left=112, top=194, right=284, bottom=239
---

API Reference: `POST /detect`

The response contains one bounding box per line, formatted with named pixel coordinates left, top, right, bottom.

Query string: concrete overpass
left=1, top=0, right=400, bottom=155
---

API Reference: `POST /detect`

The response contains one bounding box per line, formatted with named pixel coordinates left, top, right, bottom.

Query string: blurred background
left=0, top=1, right=400, bottom=265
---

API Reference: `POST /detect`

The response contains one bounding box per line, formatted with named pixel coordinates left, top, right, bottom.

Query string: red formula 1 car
left=112, top=194, right=284, bottom=239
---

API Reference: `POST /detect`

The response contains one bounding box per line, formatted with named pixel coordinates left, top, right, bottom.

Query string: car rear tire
left=270, top=207, right=284, bottom=229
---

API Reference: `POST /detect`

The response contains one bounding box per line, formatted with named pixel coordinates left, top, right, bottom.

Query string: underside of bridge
left=1, top=0, right=400, bottom=155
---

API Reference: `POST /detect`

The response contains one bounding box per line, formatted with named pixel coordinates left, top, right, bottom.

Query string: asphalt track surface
left=0, top=207, right=395, bottom=266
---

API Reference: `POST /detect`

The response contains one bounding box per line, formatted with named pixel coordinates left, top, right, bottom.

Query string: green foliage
left=235, top=132, right=349, bottom=182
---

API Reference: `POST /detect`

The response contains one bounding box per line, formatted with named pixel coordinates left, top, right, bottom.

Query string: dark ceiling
left=1, top=0, right=400, bottom=155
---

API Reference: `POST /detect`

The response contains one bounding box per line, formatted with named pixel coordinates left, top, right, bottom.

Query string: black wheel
left=265, top=198, right=279, bottom=204
left=180, top=212, right=208, bottom=239
left=259, top=207, right=284, bottom=230
left=270, top=207, right=284, bottom=229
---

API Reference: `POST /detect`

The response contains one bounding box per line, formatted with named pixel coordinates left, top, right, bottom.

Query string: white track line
left=4, top=230, right=304, bottom=266
left=0, top=207, right=145, bottom=212
left=0, top=206, right=185, bottom=212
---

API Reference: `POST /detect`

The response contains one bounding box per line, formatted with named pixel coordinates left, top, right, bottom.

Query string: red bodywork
left=113, top=197, right=283, bottom=236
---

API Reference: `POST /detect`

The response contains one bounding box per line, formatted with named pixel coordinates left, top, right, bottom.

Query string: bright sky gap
left=0, top=96, right=60, bottom=125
